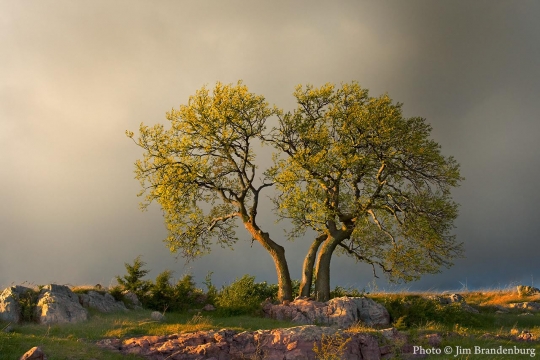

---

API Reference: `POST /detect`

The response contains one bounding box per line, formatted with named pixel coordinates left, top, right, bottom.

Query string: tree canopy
left=269, top=83, right=463, bottom=300
left=128, top=81, right=463, bottom=302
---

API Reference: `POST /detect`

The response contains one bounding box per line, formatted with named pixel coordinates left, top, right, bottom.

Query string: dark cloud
left=1, top=1, right=539, bottom=291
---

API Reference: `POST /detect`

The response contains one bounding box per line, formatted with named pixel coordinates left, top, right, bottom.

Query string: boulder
left=150, top=311, right=165, bottom=321
left=202, top=304, right=216, bottom=312
left=122, top=291, right=143, bottom=309
left=20, top=346, right=47, bottom=360
left=0, top=285, right=33, bottom=323
left=262, top=296, right=390, bottom=328
left=35, top=284, right=88, bottom=325
left=517, top=285, right=540, bottom=297
left=508, top=302, right=540, bottom=312
left=78, top=291, right=127, bottom=313
left=98, top=325, right=411, bottom=360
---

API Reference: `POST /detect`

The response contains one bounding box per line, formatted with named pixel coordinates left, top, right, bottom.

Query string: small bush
left=330, top=285, right=365, bottom=298
left=216, top=275, right=278, bottom=315
left=115, top=256, right=153, bottom=303
left=18, top=289, right=40, bottom=323
left=376, top=295, right=483, bottom=328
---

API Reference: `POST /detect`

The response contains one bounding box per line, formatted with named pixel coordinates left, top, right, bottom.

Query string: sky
left=1, top=1, right=540, bottom=292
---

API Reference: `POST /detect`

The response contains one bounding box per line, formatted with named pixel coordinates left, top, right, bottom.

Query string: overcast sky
left=1, top=1, right=539, bottom=292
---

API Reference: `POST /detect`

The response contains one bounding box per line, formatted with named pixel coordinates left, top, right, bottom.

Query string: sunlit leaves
left=271, top=82, right=463, bottom=282
left=129, top=81, right=277, bottom=260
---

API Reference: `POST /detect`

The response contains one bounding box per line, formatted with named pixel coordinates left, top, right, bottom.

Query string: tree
left=127, top=82, right=294, bottom=301
left=270, top=82, right=463, bottom=301
left=116, top=255, right=153, bottom=297
left=128, top=80, right=463, bottom=303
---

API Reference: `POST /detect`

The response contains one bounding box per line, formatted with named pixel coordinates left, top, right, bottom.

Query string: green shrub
left=330, top=285, right=365, bottom=298
left=216, top=275, right=278, bottom=315
left=376, top=295, right=484, bottom=328
left=18, top=289, right=40, bottom=323
left=115, top=256, right=152, bottom=304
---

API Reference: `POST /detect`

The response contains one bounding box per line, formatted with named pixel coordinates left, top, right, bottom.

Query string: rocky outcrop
left=97, top=325, right=411, bottom=360
left=35, top=285, right=88, bottom=325
left=507, top=302, right=540, bottom=312
left=427, top=293, right=479, bottom=314
left=20, top=346, right=48, bottom=360
left=517, top=285, right=540, bottom=297
left=79, top=291, right=127, bottom=313
left=0, top=285, right=33, bottom=323
left=262, top=297, right=390, bottom=328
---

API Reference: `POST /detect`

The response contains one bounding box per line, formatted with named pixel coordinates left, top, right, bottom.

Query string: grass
left=0, top=309, right=295, bottom=360
left=2, top=287, right=540, bottom=359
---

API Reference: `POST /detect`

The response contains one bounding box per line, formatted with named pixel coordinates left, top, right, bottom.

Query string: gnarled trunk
left=244, top=222, right=293, bottom=301
left=299, top=234, right=326, bottom=297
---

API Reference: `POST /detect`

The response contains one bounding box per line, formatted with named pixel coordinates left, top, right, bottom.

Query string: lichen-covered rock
left=262, top=297, right=390, bottom=328
left=35, top=284, right=88, bottom=324
left=78, top=291, right=127, bottom=313
left=0, top=285, right=33, bottom=323
left=98, top=325, right=410, bottom=360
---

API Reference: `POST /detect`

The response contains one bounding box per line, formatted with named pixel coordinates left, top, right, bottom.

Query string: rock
left=427, top=293, right=478, bottom=313
left=35, top=284, right=88, bottom=325
left=78, top=291, right=127, bottom=313
left=202, top=304, right=216, bottom=311
left=508, top=302, right=540, bottom=312
left=0, top=285, right=33, bottom=323
left=263, top=296, right=390, bottom=328
left=517, top=285, right=540, bottom=297
left=122, top=291, right=143, bottom=309
left=20, top=346, right=47, bottom=360
left=150, top=311, right=165, bottom=321
left=98, top=325, right=412, bottom=360
left=425, top=333, right=442, bottom=347
left=428, top=293, right=464, bottom=304
left=517, top=330, right=536, bottom=341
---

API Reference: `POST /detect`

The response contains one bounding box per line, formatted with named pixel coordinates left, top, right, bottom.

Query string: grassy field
left=1, top=289, right=540, bottom=359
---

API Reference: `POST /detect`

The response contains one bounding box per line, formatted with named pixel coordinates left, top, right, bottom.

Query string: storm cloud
left=1, top=1, right=539, bottom=291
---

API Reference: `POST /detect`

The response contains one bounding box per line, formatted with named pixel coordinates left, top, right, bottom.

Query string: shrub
left=216, top=275, right=278, bottom=315
left=18, top=289, right=40, bottom=323
left=115, top=256, right=152, bottom=303
left=330, top=285, right=365, bottom=298
left=376, top=295, right=483, bottom=328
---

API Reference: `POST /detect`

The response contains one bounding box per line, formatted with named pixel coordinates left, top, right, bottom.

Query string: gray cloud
left=1, top=1, right=539, bottom=291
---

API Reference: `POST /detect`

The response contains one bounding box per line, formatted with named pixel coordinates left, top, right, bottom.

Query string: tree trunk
left=299, top=234, right=326, bottom=297
left=314, top=236, right=342, bottom=302
left=243, top=222, right=293, bottom=302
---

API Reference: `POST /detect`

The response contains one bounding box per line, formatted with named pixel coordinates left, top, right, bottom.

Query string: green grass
left=0, top=309, right=295, bottom=360
left=2, top=289, right=540, bottom=359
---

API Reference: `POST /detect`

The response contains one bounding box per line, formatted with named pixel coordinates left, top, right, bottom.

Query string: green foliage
left=203, top=271, right=218, bottom=305
left=329, top=285, right=365, bottom=299
left=108, top=285, right=126, bottom=304
left=376, top=295, right=484, bottom=328
left=313, top=332, right=351, bottom=360
left=115, top=255, right=152, bottom=302
left=18, top=289, right=39, bottom=323
left=216, top=275, right=278, bottom=315
left=271, top=82, right=463, bottom=283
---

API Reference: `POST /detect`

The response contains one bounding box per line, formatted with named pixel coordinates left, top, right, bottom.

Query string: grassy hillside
left=2, top=287, right=540, bottom=359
